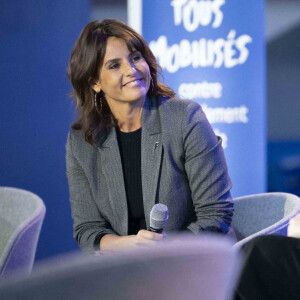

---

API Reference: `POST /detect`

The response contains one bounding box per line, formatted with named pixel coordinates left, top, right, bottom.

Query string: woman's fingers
left=137, top=229, right=164, bottom=240
left=133, top=229, right=164, bottom=246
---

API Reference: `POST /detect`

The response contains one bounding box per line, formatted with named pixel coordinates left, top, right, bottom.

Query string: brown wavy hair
left=67, top=19, right=175, bottom=146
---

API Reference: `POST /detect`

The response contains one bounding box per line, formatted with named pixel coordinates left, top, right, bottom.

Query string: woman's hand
left=97, top=230, right=165, bottom=254
left=132, top=229, right=164, bottom=247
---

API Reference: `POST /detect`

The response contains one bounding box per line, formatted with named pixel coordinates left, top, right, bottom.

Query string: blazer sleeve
left=66, top=131, right=116, bottom=253
left=182, top=101, right=233, bottom=234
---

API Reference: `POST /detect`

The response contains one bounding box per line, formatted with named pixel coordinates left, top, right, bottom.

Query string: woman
left=66, top=19, right=233, bottom=254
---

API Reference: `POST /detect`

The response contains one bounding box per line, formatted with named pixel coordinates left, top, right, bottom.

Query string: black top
left=94, top=127, right=145, bottom=250
left=116, top=127, right=145, bottom=234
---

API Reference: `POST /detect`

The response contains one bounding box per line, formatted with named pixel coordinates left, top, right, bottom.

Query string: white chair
left=232, top=192, right=300, bottom=248
left=0, top=235, right=241, bottom=300
left=0, top=187, right=46, bottom=279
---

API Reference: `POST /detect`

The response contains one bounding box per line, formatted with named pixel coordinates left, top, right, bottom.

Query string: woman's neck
left=107, top=97, right=145, bottom=133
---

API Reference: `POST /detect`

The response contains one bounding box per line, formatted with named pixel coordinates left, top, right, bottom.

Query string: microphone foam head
left=150, top=203, right=168, bottom=230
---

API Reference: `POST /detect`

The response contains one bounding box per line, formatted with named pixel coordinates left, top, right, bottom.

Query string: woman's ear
left=92, top=81, right=101, bottom=93
left=89, top=77, right=101, bottom=93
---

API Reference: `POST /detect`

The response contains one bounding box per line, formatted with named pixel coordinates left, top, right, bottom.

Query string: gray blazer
left=66, top=96, right=233, bottom=253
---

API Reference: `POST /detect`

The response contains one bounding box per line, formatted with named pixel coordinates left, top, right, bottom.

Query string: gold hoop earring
left=94, top=93, right=102, bottom=114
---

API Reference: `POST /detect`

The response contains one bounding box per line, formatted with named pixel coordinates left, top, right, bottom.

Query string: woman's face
left=93, top=37, right=151, bottom=106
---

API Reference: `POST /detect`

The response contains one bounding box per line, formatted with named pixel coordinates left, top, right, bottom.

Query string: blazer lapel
left=141, top=95, right=163, bottom=229
left=97, top=128, right=128, bottom=236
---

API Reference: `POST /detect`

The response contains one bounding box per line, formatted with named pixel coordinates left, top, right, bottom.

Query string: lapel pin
left=154, top=142, right=159, bottom=149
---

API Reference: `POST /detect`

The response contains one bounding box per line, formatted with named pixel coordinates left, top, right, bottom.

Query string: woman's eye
left=109, top=63, right=120, bottom=70
left=132, top=55, right=141, bottom=62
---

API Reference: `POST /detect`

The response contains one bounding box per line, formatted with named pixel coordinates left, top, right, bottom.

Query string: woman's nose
left=124, top=61, right=136, bottom=76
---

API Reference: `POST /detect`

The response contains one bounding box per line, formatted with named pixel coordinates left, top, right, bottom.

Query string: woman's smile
left=123, top=78, right=144, bottom=88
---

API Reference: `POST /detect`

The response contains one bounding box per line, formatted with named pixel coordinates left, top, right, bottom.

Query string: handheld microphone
left=149, top=203, right=168, bottom=234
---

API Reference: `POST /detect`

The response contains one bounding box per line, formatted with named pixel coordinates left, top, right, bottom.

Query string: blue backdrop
left=140, top=0, right=266, bottom=197
left=0, top=1, right=89, bottom=259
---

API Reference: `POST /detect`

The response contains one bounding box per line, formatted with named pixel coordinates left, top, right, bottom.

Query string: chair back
left=0, top=235, right=241, bottom=300
left=232, top=192, right=300, bottom=248
left=0, top=187, right=46, bottom=279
